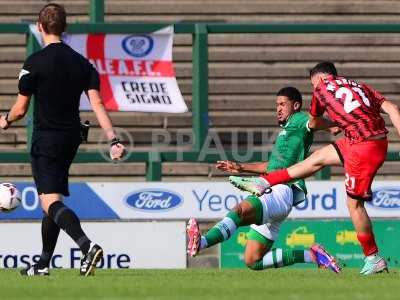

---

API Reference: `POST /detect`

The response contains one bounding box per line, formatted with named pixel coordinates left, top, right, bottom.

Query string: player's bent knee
left=244, top=233, right=271, bottom=270
left=244, top=255, right=261, bottom=268
left=230, top=201, right=252, bottom=221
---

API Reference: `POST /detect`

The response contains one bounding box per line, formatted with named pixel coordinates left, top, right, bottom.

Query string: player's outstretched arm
left=87, top=89, right=126, bottom=160
left=216, top=160, right=267, bottom=174
left=308, top=115, right=341, bottom=136
left=308, top=115, right=337, bottom=131
left=0, top=94, right=31, bottom=130
left=381, top=100, right=400, bottom=136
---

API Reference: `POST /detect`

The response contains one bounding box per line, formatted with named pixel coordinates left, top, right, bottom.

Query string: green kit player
left=187, top=87, right=341, bottom=273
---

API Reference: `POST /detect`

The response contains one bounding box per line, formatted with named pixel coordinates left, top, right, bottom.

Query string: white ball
left=0, top=183, right=21, bottom=212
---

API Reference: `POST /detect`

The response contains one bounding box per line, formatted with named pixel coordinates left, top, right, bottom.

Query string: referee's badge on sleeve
left=18, top=69, right=30, bottom=80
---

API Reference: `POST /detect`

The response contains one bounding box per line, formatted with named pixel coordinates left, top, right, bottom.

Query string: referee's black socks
left=48, top=201, right=91, bottom=255
left=37, top=214, right=60, bottom=269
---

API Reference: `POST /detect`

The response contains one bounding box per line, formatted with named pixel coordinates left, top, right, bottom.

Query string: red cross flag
left=31, top=25, right=188, bottom=113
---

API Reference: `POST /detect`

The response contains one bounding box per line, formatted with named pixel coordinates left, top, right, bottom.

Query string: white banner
left=0, top=222, right=186, bottom=269
left=84, top=181, right=400, bottom=219
left=30, top=25, right=187, bottom=113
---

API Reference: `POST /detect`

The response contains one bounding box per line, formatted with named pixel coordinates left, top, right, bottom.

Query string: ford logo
left=368, top=187, right=400, bottom=209
left=122, top=35, right=154, bottom=58
left=125, top=189, right=182, bottom=212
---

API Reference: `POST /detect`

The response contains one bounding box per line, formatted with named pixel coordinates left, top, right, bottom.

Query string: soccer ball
left=0, top=183, right=21, bottom=212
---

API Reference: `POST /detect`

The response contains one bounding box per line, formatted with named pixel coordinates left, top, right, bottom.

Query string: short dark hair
left=309, top=61, right=337, bottom=78
left=38, top=3, right=67, bottom=36
left=277, top=86, right=302, bottom=109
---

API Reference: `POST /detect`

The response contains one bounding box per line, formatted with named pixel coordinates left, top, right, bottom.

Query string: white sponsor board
left=87, top=181, right=400, bottom=219
left=0, top=222, right=186, bottom=269
left=295, top=181, right=400, bottom=218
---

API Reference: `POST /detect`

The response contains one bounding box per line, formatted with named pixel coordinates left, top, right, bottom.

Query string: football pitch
left=0, top=268, right=399, bottom=300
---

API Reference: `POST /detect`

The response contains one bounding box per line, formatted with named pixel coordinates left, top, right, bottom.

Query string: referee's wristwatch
left=110, top=137, right=121, bottom=146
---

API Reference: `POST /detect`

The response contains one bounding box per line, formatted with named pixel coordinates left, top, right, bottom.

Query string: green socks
left=201, top=196, right=264, bottom=250
left=248, top=249, right=309, bottom=270
left=202, top=211, right=241, bottom=249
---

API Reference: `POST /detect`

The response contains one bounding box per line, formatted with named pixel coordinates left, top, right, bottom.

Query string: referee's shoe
left=20, top=264, right=50, bottom=276
left=80, top=243, right=103, bottom=276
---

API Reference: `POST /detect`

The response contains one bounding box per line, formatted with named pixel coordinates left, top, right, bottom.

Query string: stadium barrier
left=0, top=181, right=398, bottom=269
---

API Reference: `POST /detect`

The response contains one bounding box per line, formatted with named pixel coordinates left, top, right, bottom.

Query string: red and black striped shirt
left=310, top=75, right=388, bottom=144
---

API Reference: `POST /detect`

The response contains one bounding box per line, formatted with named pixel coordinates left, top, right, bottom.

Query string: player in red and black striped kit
left=229, top=61, right=400, bottom=275
left=309, top=65, right=389, bottom=202
left=310, top=71, right=387, bottom=144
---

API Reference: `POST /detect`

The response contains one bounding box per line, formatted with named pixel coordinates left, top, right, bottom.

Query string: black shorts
left=31, top=131, right=81, bottom=197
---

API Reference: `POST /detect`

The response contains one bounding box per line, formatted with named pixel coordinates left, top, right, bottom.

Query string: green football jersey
left=267, top=111, right=313, bottom=198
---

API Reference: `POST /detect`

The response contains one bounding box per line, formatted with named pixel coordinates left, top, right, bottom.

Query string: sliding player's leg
left=188, top=184, right=293, bottom=261
left=187, top=195, right=264, bottom=257
left=187, top=184, right=293, bottom=257
left=229, top=144, right=341, bottom=196
left=244, top=225, right=311, bottom=270
left=244, top=226, right=340, bottom=273
left=243, top=185, right=340, bottom=273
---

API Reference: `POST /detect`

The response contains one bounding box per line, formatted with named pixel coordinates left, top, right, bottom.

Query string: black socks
left=37, top=215, right=60, bottom=268
left=48, top=201, right=91, bottom=255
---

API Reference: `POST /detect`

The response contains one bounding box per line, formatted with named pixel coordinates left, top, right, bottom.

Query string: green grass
left=0, top=268, right=399, bottom=300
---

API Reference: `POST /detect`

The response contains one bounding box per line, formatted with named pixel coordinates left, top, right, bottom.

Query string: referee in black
left=0, top=3, right=125, bottom=276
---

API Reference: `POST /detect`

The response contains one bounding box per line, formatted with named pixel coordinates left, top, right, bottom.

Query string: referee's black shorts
left=30, top=131, right=81, bottom=197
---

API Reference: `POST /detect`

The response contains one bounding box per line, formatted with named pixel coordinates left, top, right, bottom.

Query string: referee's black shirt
left=18, top=42, right=100, bottom=132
